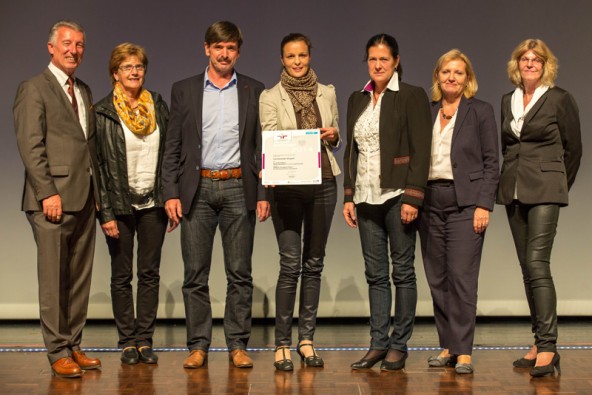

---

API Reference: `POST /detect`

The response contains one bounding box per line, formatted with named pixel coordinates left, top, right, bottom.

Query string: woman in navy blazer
left=418, top=49, right=499, bottom=374
left=498, top=39, right=581, bottom=377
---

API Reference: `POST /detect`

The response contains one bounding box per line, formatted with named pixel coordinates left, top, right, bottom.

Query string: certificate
left=262, top=129, right=321, bottom=185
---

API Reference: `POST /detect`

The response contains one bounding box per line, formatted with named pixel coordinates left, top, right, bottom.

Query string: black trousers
left=106, top=207, right=168, bottom=349
left=271, top=179, right=337, bottom=346
left=506, top=202, right=560, bottom=353
left=418, top=183, right=484, bottom=355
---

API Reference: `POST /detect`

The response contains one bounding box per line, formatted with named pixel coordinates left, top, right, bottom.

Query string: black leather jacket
left=94, top=90, right=169, bottom=224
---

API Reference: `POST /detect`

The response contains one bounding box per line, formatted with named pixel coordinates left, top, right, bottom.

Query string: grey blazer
left=14, top=68, right=98, bottom=212
left=161, top=72, right=265, bottom=213
left=259, top=81, right=341, bottom=176
left=497, top=87, right=582, bottom=206
left=430, top=97, right=499, bottom=210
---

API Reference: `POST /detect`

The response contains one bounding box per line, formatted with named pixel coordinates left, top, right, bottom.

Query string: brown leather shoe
left=229, top=349, right=253, bottom=368
left=72, top=351, right=102, bottom=370
left=183, top=350, right=208, bottom=369
left=51, top=357, right=82, bottom=378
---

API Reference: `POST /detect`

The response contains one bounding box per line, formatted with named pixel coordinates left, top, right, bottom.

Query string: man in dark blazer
left=13, top=20, right=101, bottom=378
left=161, top=21, right=269, bottom=369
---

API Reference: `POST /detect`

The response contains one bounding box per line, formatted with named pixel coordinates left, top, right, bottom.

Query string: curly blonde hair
left=507, top=39, right=558, bottom=89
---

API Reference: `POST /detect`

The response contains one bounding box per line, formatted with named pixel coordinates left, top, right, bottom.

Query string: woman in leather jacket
left=94, top=42, right=169, bottom=365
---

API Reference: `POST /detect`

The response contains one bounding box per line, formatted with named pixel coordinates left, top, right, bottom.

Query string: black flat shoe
left=274, top=346, right=294, bottom=371
left=530, top=352, right=561, bottom=377
left=513, top=357, right=536, bottom=367
left=138, top=346, right=158, bottom=364
left=351, top=349, right=388, bottom=370
left=121, top=347, right=139, bottom=365
left=380, top=350, right=407, bottom=371
left=296, top=343, right=324, bottom=367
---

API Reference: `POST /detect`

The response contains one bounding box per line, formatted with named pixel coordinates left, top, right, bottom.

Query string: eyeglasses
left=519, top=56, right=544, bottom=66
left=119, top=64, right=146, bottom=72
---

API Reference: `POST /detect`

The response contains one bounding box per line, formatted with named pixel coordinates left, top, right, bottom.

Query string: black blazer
left=497, top=87, right=582, bottom=206
left=430, top=97, right=499, bottom=210
left=343, top=82, right=432, bottom=207
left=161, top=72, right=265, bottom=213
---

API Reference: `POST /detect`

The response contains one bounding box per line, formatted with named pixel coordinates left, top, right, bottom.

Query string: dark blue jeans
left=271, top=179, right=337, bottom=346
left=506, top=202, right=560, bottom=353
left=107, top=207, right=168, bottom=349
left=356, top=196, right=417, bottom=352
left=181, top=178, right=256, bottom=352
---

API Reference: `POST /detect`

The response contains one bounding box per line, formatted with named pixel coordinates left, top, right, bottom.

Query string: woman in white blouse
left=95, top=43, right=169, bottom=366
left=418, top=49, right=499, bottom=374
left=498, top=39, right=581, bottom=377
left=343, top=34, right=432, bottom=371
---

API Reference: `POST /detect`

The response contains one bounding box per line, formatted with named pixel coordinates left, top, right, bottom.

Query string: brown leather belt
left=200, top=168, right=242, bottom=180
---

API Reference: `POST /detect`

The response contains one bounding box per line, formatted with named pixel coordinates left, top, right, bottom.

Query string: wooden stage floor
left=1, top=319, right=591, bottom=394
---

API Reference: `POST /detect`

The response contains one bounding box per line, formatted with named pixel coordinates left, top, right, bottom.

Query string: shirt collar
left=48, top=62, right=73, bottom=86
left=204, top=67, right=238, bottom=90
left=362, top=71, right=399, bottom=93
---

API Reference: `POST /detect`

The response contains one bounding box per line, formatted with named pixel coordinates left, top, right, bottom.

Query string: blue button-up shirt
left=201, top=68, right=240, bottom=170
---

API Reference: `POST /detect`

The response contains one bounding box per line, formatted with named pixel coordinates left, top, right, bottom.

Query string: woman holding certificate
left=342, top=34, right=432, bottom=370
left=260, top=33, right=341, bottom=371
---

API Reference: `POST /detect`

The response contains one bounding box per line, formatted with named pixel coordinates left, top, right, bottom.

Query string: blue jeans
left=356, top=196, right=417, bottom=352
left=181, top=178, right=255, bottom=352
left=271, top=179, right=337, bottom=346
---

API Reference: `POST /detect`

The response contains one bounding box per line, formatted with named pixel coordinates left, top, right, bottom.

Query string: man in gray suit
left=13, top=20, right=101, bottom=378
left=162, top=21, right=270, bottom=369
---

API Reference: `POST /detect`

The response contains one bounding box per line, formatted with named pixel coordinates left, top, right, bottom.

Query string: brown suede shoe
left=72, top=351, right=102, bottom=370
left=51, top=357, right=82, bottom=378
left=229, top=349, right=253, bottom=368
left=183, top=350, right=208, bottom=369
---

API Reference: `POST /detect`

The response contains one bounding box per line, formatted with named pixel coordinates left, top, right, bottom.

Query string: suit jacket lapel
left=43, top=69, right=85, bottom=135
left=451, top=97, right=470, bottom=147
left=237, top=73, right=248, bottom=142
left=76, top=80, right=93, bottom=137
left=190, top=74, right=204, bottom=140
left=522, top=90, right=549, bottom=129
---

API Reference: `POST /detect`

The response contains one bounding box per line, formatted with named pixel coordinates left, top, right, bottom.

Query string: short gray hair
left=48, top=20, right=85, bottom=44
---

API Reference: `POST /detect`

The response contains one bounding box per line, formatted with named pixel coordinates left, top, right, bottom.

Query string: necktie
left=67, top=77, right=79, bottom=119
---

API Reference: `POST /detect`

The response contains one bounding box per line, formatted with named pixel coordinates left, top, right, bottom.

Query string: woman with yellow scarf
left=94, top=43, right=169, bottom=365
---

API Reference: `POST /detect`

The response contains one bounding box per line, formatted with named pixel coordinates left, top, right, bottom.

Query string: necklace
left=440, top=108, right=454, bottom=120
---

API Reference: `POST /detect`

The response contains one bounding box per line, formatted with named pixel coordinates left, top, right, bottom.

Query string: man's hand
left=42, top=194, right=62, bottom=223
left=257, top=200, right=270, bottom=222
left=165, top=198, right=183, bottom=232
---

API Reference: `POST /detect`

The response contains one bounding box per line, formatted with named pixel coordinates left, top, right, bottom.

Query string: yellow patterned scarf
left=113, top=82, right=156, bottom=136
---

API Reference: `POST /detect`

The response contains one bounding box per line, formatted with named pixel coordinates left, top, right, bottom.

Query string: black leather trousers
left=506, top=202, right=560, bottom=353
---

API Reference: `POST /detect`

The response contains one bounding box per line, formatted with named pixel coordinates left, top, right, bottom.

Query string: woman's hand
left=401, top=203, right=418, bottom=224
left=320, top=127, right=338, bottom=143
left=473, top=207, right=489, bottom=233
left=101, top=220, right=119, bottom=239
left=343, top=202, right=357, bottom=228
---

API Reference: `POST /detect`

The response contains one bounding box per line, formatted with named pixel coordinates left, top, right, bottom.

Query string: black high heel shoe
left=513, top=357, right=536, bottom=368
left=296, top=342, right=324, bottom=367
left=274, top=346, right=294, bottom=371
left=351, top=349, right=388, bottom=370
left=530, top=352, right=561, bottom=377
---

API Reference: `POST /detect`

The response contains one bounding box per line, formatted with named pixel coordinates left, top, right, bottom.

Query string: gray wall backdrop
left=1, top=0, right=590, bottom=319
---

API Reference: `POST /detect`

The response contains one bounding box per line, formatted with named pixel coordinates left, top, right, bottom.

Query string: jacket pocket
left=469, top=170, right=483, bottom=181
left=540, top=161, right=565, bottom=173
left=49, top=165, right=69, bottom=177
